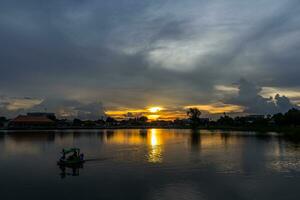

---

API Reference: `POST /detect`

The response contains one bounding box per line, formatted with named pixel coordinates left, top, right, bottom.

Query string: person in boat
left=79, top=153, right=84, bottom=161
left=60, top=151, right=66, bottom=161
left=58, top=148, right=84, bottom=165
left=68, top=151, right=76, bottom=161
left=69, top=149, right=81, bottom=161
left=73, top=151, right=78, bottom=158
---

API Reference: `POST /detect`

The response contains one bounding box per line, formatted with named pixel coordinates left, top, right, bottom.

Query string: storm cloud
left=226, top=79, right=299, bottom=115
left=0, top=0, right=300, bottom=117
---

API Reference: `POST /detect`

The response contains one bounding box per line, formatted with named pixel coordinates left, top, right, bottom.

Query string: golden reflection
left=188, top=131, right=244, bottom=173
left=197, top=131, right=242, bottom=148
left=147, top=129, right=163, bottom=163
left=105, top=130, right=145, bottom=144
left=101, top=129, right=165, bottom=163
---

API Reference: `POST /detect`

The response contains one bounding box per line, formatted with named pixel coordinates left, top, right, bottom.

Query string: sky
left=0, top=0, right=300, bottom=120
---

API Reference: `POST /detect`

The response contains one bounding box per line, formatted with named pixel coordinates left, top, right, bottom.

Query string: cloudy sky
left=0, top=0, right=300, bottom=120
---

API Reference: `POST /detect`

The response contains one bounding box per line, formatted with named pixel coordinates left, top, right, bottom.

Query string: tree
left=73, top=118, right=82, bottom=126
left=284, top=108, right=300, bottom=125
left=0, top=117, right=7, bottom=127
left=138, top=116, right=148, bottom=123
left=187, top=108, right=202, bottom=127
left=0, top=117, right=7, bottom=122
left=272, top=109, right=300, bottom=126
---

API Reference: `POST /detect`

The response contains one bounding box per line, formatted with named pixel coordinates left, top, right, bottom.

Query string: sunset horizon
left=1, top=78, right=300, bottom=120
left=1, top=1, right=300, bottom=199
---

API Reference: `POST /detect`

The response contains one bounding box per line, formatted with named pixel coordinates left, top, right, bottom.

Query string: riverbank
left=204, top=125, right=300, bottom=134
left=1, top=125, right=300, bottom=134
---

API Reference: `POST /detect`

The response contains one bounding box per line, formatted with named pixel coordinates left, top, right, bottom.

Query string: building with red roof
left=9, top=113, right=56, bottom=129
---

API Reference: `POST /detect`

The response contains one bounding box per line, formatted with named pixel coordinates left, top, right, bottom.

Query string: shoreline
left=1, top=125, right=300, bottom=134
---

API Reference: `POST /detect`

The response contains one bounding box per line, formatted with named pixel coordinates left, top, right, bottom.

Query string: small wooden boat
left=57, top=148, right=85, bottom=166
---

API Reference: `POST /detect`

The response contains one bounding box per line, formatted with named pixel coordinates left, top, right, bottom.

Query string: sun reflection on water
left=147, top=129, right=163, bottom=163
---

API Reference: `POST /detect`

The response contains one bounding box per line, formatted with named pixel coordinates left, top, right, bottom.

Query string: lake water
left=0, top=129, right=300, bottom=200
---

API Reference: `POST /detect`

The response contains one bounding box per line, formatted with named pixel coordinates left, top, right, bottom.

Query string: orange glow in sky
left=105, top=103, right=244, bottom=121
left=185, top=103, right=244, bottom=114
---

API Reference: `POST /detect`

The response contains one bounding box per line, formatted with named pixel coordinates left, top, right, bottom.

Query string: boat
left=57, top=148, right=85, bottom=166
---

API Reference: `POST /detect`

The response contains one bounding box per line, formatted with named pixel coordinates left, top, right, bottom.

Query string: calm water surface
left=0, top=129, right=300, bottom=200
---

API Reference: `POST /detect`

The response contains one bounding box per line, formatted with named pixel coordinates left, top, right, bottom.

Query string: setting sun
left=148, top=107, right=162, bottom=113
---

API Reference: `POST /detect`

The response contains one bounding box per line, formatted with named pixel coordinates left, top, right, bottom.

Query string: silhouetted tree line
left=57, top=116, right=150, bottom=128
left=272, top=108, right=300, bottom=126
left=1, top=108, right=300, bottom=129
left=0, top=117, right=8, bottom=127
left=214, top=108, right=300, bottom=127
left=184, top=107, right=300, bottom=128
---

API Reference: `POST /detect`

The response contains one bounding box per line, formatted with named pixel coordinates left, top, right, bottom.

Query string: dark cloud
left=0, top=96, right=41, bottom=118
left=0, top=0, right=299, bottom=116
left=226, top=79, right=299, bottom=114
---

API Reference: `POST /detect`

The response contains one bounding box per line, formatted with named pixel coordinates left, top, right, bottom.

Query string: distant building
left=9, top=114, right=56, bottom=129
